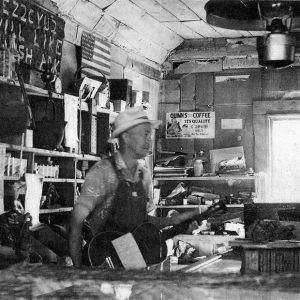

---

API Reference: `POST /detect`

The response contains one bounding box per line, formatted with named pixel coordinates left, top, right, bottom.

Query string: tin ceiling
left=54, top=0, right=269, bottom=65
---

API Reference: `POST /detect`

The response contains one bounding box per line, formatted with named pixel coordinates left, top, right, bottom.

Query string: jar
left=193, top=159, right=203, bottom=176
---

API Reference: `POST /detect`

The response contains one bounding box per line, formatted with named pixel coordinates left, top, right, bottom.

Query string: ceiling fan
left=205, top=0, right=300, bottom=68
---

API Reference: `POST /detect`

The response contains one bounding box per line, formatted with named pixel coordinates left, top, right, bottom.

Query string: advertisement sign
left=166, top=111, right=215, bottom=139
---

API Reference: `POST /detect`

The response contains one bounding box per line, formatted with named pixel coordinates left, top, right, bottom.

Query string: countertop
left=1, top=261, right=300, bottom=299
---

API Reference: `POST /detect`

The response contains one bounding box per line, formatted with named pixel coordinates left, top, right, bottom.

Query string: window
left=268, top=114, right=300, bottom=202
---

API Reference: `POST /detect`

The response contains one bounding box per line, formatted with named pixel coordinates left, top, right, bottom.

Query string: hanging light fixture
left=205, top=0, right=300, bottom=68
left=258, top=18, right=296, bottom=68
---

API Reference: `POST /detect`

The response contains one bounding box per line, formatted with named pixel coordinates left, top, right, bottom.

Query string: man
left=69, top=106, right=199, bottom=267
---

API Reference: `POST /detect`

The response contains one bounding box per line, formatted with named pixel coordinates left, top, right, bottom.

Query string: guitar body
left=86, top=201, right=227, bottom=269
left=85, top=231, right=123, bottom=268
left=132, top=223, right=168, bottom=266
left=87, top=223, right=167, bottom=268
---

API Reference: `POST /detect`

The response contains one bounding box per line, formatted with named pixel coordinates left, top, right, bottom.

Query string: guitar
left=86, top=201, right=227, bottom=268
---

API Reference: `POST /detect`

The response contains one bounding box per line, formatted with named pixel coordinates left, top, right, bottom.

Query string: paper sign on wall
left=166, top=112, right=215, bottom=139
left=221, top=119, right=243, bottom=129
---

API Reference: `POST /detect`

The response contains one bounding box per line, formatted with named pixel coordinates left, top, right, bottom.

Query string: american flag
left=81, top=31, right=111, bottom=78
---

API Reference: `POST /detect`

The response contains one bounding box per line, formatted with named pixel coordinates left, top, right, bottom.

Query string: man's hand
left=13, top=200, right=24, bottom=214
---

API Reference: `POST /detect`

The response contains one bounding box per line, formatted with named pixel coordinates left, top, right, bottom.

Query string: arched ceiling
left=54, top=0, right=269, bottom=65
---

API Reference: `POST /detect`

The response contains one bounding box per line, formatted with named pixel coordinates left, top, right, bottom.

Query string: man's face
left=125, top=123, right=153, bottom=159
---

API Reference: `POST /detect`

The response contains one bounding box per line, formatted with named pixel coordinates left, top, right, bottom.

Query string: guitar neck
left=161, top=202, right=227, bottom=241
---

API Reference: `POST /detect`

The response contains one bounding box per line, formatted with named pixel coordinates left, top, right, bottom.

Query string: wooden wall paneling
left=128, top=59, right=161, bottom=81
left=215, top=75, right=252, bottom=105
left=111, top=44, right=128, bottom=67
left=194, top=139, right=214, bottom=173
left=261, top=68, right=300, bottom=100
left=157, top=103, right=180, bottom=136
left=160, top=80, right=181, bottom=103
left=180, top=74, right=196, bottom=111
left=195, top=73, right=214, bottom=108
left=110, top=62, right=124, bottom=79
left=251, top=70, right=262, bottom=101
left=159, top=137, right=195, bottom=155
left=214, top=104, right=254, bottom=169
left=149, top=79, right=160, bottom=122
left=253, top=99, right=300, bottom=114
left=253, top=114, right=268, bottom=173
left=174, top=60, right=223, bottom=74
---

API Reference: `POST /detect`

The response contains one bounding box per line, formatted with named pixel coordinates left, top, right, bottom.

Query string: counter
left=1, top=262, right=300, bottom=299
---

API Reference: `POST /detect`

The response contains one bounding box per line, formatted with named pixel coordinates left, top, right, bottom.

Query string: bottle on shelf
left=193, top=158, right=204, bottom=176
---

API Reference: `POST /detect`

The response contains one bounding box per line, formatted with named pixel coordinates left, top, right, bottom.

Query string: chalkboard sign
left=0, top=0, right=65, bottom=73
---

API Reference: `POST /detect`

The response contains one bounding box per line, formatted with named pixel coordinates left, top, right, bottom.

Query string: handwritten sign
left=0, top=0, right=65, bottom=73
left=166, top=112, right=215, bottom=139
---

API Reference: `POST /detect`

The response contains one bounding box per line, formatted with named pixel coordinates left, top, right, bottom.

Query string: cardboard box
left=240, top=241, right=300, bottom=274
left=210, top=146, right=245, bottom=174
left=112, top=100, right=127, bottom=112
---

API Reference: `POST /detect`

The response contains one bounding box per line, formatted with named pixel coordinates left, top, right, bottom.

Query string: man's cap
left=111, top=106, right=162, bottom=138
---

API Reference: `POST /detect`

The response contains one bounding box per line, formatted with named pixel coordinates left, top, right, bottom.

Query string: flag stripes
left=81, top=31, right=111, bottom=78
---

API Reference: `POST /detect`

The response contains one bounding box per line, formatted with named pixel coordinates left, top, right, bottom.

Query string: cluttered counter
left=1, top=202, right=300, bottom=299
left=1, top=262, right=300, bottom=299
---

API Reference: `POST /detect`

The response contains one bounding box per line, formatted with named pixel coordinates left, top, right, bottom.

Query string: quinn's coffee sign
left=0, top=0, right=65, bottom=73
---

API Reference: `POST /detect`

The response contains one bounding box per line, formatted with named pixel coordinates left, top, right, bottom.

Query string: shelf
left=43, top=178, right=86, bottom=184
left=28, top=91, right=64, bottom=100
left=39, top=207, right=73, bottom=214
left=4, top=177, right=86, bottom=184
left=156, top=204, right=244, bottom=209
left=4, top=176, right=21, bottom=181
left=0, top=76, right=63, bottom=99
left=154, top=175, right=255, bottom=181
left=80, top=101, right=118, bottom=123
left=1, top=143, right=101, bottom=161
left=43, top=178, right=77, bottom=183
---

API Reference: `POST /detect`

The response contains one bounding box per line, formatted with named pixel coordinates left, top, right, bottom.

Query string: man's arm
left=69, top=204, right=91, bottom=267
left=148, top=208, right=201, bottom=229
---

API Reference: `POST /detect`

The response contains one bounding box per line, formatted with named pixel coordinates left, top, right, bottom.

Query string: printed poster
left=166, top=112, right=215, bottom=139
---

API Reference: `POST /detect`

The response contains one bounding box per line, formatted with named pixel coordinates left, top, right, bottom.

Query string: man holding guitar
left=69, top=107, right=215, bottom=268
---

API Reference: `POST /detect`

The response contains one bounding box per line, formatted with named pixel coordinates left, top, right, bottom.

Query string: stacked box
left=241, top=242, right=300, bottom=274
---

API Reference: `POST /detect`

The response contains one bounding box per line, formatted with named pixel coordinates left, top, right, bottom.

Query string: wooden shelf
left=80, top=101, right=118, bottom=123
left=0, top=76, right=63, bottom=99
left=4, top=176, right=21, bottom=181
left=1, top=143, right=100, bottom=161
left=43, top=178, right=76, bottom=183
left=28, top=91, right=64, bottom=100
left=4, top=177, right=86, bottom=184
left=76, top=179, right=85, bottom=184
left=154, top=175, right=255, bottom=181
left=156, top=204, right=244, bottom=209
left=39, top=207, right=73, bottom=214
